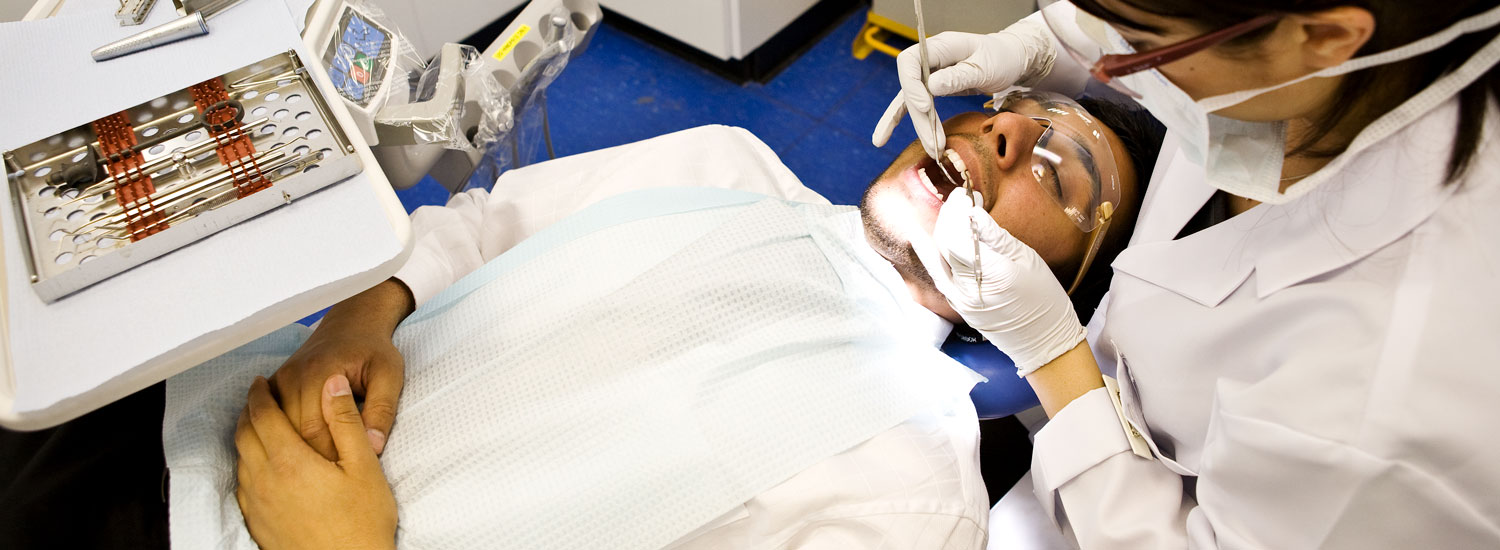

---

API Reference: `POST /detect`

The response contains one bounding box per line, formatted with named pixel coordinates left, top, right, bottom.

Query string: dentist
left=876, top=0, right=1500, bottom=547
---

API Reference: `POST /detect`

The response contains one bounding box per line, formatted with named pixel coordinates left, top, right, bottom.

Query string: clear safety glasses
left=1041, top=3, right=1280, bottom=98
left=995, top=90, right=1120, bottom=294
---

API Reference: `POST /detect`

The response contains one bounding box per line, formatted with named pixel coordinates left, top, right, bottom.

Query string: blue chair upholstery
left=941, top=330, right=1040, bottom=419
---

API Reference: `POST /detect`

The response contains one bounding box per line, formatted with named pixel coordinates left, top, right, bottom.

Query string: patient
left=0, top=95, right=1162, bottom=550
left=221, top=92, right=1164, bottom=549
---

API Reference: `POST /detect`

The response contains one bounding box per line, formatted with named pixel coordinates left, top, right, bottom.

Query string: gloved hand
left=911, top=192, right=1085, bottom=375
left=872, top=14, right=1058, bottom=158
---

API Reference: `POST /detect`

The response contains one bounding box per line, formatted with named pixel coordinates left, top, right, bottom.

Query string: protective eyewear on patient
left=993, top=91, right=1119, bottom=294
left=995, top=91, right=1118, bottom=234
left=1042, top=3, right=1280, bottom=98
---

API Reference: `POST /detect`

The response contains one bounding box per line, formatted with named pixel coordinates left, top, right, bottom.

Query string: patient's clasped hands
left=233, top=280, right=416, bottom=549
left=235, top=374, right=398, bottom=550
left=267, top=280, right=414, bottom=460
left=266, top=326, right=404, bottom=460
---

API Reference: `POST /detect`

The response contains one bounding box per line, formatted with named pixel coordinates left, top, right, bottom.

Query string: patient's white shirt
left=391, top=126, right=988, bottom=548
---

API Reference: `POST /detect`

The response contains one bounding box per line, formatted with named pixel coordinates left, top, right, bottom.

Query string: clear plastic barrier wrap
left=462, top=6, right=580, bottom=193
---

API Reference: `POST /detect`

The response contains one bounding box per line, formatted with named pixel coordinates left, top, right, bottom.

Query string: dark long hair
left=1071, top=0, right=1500, bottom=183
left=1071, top=97, right=1166, bottom=319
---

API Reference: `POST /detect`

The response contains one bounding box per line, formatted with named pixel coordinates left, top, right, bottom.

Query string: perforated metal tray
left=4, top=50, right=362, bottom=302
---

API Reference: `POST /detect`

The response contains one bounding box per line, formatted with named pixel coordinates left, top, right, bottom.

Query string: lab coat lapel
left=1110, top=137, right=1250, bottom=307
left=1111, top=207, right=1262, bottom=308
left=1127, top=136, right=1219, bottom=247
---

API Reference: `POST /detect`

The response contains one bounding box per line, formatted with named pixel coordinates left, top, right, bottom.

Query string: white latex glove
left=871, top=13, right=1058, bottom=158
left=911, top=192, right=1085, bottom=376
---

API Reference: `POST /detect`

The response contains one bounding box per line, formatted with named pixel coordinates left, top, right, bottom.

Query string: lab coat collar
left=1122, top=133, right=1220, bottom=250
left=1112, top=102, right=1462, bottom=307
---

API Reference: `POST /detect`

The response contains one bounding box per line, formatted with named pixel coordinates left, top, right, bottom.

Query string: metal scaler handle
left=944, top=149, right=984, bottom=306
left=970, top=202, right=983, bottom=305
left=91, top=11, right=208, bottom=61
left=913, top=0, right=946, bottom=162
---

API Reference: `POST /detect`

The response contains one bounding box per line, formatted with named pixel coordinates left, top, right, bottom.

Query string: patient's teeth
left=945, top=149, right=968, bottom=174
left=944, top=148, right=974, bottom=192
left=919, top=168, right=943, bottom=199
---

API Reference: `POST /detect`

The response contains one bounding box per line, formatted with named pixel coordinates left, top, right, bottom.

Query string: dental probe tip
left=934, top=151, right=961, bottom=187
left=940, top=149, right=977, bottom=206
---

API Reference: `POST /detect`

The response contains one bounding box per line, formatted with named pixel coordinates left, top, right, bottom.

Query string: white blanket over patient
left=163, top=188, right=981, bottom=549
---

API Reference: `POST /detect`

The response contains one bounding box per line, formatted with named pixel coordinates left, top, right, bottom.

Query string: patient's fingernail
left=327, top=374, right=351, bottom=397
left=368, top=429, right=387, bottom=454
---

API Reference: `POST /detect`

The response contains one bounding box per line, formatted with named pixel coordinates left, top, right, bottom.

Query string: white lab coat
left=1027, top=93, right=1500, bottom=548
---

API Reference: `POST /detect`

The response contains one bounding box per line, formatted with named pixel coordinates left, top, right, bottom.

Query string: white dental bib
left=162, top=188, right=981, bottom=549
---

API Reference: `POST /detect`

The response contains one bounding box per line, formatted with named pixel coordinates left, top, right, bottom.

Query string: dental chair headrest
left=941, top=328, right=1040, bottom=420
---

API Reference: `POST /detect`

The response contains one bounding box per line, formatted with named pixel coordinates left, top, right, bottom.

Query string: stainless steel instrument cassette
left=5, top=50, right=362, bottom=302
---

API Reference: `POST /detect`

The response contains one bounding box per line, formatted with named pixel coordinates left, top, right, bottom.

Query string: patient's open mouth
left=917, top=155, right=960, bottom=200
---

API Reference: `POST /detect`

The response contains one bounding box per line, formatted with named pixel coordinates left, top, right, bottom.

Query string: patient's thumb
left=322, top=374, right=376, bottom=466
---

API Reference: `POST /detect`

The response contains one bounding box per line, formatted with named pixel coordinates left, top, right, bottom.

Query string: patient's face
left=860, top=101, right=1136, bottom=322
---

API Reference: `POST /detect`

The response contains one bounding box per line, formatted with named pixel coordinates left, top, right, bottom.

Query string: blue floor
left=395, top=8, right=991, bottom=210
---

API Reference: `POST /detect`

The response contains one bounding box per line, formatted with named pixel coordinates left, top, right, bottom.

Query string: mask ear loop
left=1067, top=201, right=1114, bottom=295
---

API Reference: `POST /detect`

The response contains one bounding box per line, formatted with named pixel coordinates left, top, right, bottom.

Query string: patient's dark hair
left=1068, top=97, right=1166, bottom=322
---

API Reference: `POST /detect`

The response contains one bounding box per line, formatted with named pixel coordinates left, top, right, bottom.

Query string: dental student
left=874, top=0, right=1500, bottom=547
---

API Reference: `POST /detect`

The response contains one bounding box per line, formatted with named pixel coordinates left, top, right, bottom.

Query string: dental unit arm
left=301, top=0, right=602, bottom=193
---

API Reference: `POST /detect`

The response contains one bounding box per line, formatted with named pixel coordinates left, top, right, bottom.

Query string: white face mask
left=1115, top=3, right=1500, bottom=204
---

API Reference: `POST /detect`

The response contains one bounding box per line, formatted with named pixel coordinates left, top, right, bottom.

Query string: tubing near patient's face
left=858, top=99, right=1142, bottom=319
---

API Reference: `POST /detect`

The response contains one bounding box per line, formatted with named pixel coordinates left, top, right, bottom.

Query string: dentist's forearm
left=1025, top=340, right=1105, bottom=418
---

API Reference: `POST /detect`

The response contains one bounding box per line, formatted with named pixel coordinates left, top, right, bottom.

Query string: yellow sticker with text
left=493, top=24, right=532, bottom=61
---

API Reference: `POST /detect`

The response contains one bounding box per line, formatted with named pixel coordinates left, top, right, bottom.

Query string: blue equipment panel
left=322, top=7, right=393, bottom=108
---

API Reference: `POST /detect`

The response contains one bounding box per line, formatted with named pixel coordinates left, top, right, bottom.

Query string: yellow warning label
left=493, top=24, right=532, bottom=62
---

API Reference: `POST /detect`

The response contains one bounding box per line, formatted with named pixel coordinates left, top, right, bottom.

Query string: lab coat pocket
left=1114, top=347, right=1197, bottom=477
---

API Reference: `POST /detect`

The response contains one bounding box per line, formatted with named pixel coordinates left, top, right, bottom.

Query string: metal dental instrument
left=944, top=150, right=984, bottom=305
left=912, top=0, right=950, bottom=180
left=914, top=0, right=984, bottom=303
left=91, top=0, right=246, bottom=61
left=910, top=1, right=964, bottom=200
left=55, top=116, right=272, bottom=208
left=69, top=140, right=310, bottom=234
